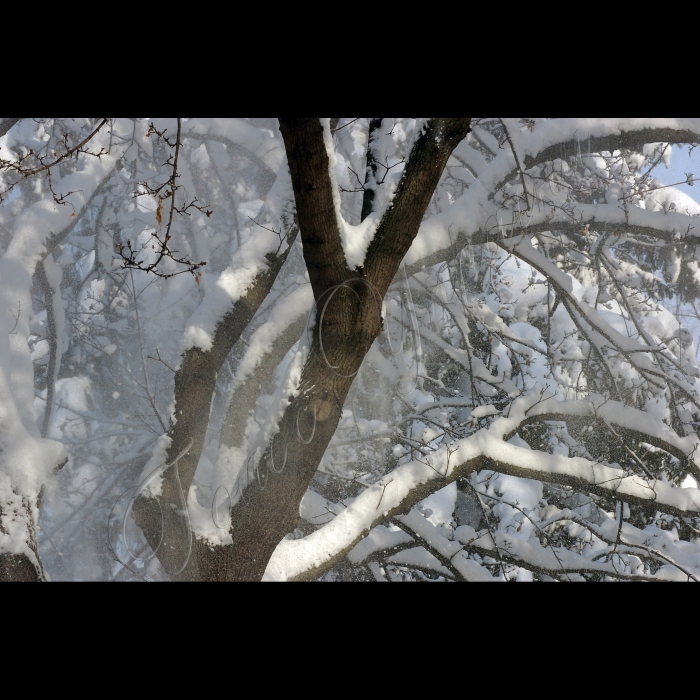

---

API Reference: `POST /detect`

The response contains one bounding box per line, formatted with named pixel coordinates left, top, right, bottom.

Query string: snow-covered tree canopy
left=2, top=117, right=700, bottom=581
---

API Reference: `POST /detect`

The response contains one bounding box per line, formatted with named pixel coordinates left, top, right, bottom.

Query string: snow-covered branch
left=266, top=394, right=700, bottom=581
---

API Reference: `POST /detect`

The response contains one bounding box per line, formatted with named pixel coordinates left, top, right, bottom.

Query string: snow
left=6, top=148, right=118, bottom=274
left=401, top=119, right=700, bottom=281
left=181, top=158, right=296, bottom=354
left=470, top=405, right=501, bottom=420
left=135, top=434, right=172, bottom=498
left=321, top=118, right=380, bottom=271
left=265, top=390, right=700, bottom=580
left=502, top=235, right=573, bottom=293
left=0, top=125, right=120, bottom=558
left=347, top=524, right=414, bottom=563
left=524, top=118, right=700, bottom=161
left=227, top=283, right=313, bottom=393
left=3, top=117, right=700, bottom=582
left=184, top=118, right=284, bottom=173
left=386, top=546, right=454, bottom=578
left=0, top=259, right=65, bottom=559
left=42, top=254, right=64, bottom=389
left=300, top=488, right=345, bottom=526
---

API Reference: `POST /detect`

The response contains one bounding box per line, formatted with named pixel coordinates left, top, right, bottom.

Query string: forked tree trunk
left=133, top=118, right=470, bottom=580
left=194, top=118, right=472, bottom=581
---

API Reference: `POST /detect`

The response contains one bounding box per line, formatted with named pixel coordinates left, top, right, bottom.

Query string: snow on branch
left=6, top=139, right=118, bottom=274
left=500, top=234, right=700, bottom=410
left=403, top=120, right=700, bottom=278
left=265, top=394, right=700, bottom=581
left=181, top=158, right=297, bottom=354
left=522, top=118, right=700, bottom=170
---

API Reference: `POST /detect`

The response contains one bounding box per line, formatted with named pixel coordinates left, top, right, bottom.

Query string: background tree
left=1, top=118, right=700, bottom=581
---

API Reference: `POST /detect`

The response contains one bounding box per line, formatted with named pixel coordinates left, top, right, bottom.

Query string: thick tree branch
left=523, top=125, right=700, bottom=171
left=364, top=119, right=472, bottom=292
left=279, top=118, right=347, bottom=296
left=134, top=222, right=300, bottom=579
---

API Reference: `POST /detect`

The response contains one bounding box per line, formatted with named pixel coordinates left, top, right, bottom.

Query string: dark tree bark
left=133, top=223, right=299, bottom=579
left=198, top=118, right=472, bottom=581
left=0, top=553, right=40, bottom=581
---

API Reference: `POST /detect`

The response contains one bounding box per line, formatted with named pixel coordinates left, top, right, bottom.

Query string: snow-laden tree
left=2, top=117, right=700, bottom=581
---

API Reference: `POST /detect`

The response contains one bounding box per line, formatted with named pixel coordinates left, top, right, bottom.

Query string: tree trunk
left=200, top=118, right=472, bottom=581
left=0, top=553, right=41, bottom=582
